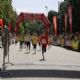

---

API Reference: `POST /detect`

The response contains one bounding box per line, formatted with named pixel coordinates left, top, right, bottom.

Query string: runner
left=38, top=35, right=41, bottom=51
left=48, top=35, right=53, bottom=49
left=40, top=32, right=48, bottom=61
left=24, top=33, right=31, bottom=53
left=31, top=33, right=38, bottom=54
left=19, top=35, right=24, bottom=49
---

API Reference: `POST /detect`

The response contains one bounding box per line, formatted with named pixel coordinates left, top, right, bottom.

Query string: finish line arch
left=16, top=12, right=50, bottom=37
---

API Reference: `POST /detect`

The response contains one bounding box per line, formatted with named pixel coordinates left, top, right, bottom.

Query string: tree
left=58, top=1, right=69, bottom=33
left=0, top=0, right=17, bottom=32
left=48, top=10, right=58, bottom=24
left=48, top=10, right=58, bottom=34
left=21, top=20, right=45, bottom=35
left=0, top=0, right=4, bottom=18
left=19, top=23, right=25, bottom=36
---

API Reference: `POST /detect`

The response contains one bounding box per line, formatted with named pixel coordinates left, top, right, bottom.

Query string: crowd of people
left=15, top=32, right=80, bottom=60
left=0, top=25, right=80, bottom=61
left=52, top=32, right=80, bottom=52
left=9, top=32, right=48, bottom=61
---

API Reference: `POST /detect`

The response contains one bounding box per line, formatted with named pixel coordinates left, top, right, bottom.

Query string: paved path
left=0, top=43, right=80, bottom=80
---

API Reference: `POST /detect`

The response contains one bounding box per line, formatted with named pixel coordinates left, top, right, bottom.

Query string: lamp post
left=58, top=1, right=61, bottom=13
left=45, top=6, right=48, bottom=17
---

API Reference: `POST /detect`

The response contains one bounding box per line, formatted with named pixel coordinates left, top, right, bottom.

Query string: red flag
left=68, top=5, right=72, bottom=33
left=53, top=16, right=57, bottom=35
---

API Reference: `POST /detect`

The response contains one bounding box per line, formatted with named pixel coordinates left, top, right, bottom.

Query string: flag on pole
left=53, top=16, right=57, bottom=35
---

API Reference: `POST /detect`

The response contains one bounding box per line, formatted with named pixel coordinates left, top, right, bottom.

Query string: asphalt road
left=1, top=69, right=80, bottom=79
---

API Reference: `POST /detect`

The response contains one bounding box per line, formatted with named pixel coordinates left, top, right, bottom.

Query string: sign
left=0, top=19, right=3, bottom=27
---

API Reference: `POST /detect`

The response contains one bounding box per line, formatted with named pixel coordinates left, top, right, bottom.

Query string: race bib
left=42, top=39, right=46, bottom=44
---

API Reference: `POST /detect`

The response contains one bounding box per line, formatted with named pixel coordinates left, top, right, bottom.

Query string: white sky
left=12, top=0, right=64, bottom=15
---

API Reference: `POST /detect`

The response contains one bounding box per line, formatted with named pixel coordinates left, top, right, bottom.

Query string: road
left=0, top=43, right=80, bottom=80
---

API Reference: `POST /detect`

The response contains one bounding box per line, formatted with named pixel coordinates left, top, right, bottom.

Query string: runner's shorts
left=42, top=45, right=46, bottom=53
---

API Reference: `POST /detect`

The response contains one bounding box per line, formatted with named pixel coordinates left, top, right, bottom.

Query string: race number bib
left=42, top=39, right=46, bottom=44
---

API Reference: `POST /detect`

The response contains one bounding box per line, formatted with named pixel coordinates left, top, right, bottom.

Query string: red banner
left=8, top=23, right=12, bottom=31
left=53, top=16, right=57, bottom=35
left=0, top=19, right=3, bottom=27
left=68, top=5, right=72, bottom=33
left=64, top=13, right=67, bottom=33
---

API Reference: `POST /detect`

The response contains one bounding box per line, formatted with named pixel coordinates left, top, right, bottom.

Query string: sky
left=12, top=0, right=64, bottom=15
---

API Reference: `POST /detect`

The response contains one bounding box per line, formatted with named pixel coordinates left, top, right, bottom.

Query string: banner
left=68, top=5, right=72, bottom=33
left=8, top=23, right=12, bottom=31
left=0, top=19, right=3, bottom=28
left=53, top=16, right=57, bottom=35
left=64, top=13, right=67, bottom=33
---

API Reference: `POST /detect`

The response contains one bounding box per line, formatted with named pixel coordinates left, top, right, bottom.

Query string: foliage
left=20, top=20, right=44, bottom=35
left=0, top=0, right=17, bottom=30
left=59, top=1, right=68, bottom=15
left=19, top=23, right=25, bottom=36
left=47, top=10, right=58, bottom=34
left=64, top=0, right=80, bottom=32
left=48, top=10, right=58, bottom=24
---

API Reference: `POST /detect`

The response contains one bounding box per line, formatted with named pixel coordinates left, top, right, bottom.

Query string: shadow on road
left=1, top=69, right=80, bottom=79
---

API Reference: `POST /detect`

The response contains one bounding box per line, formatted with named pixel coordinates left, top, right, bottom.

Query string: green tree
left=0, top=0, right=17, bottom=31
left=48, top=10, right=58, bottom=24
left=58, top=1, right=69, bottom=33
left=48, top=10, right=58, bottom=34
left=22, top=20, right=44, bottom=35
left=59, top=1, right=68, bottom=15
left=19, top=23, right=25, bottom=36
